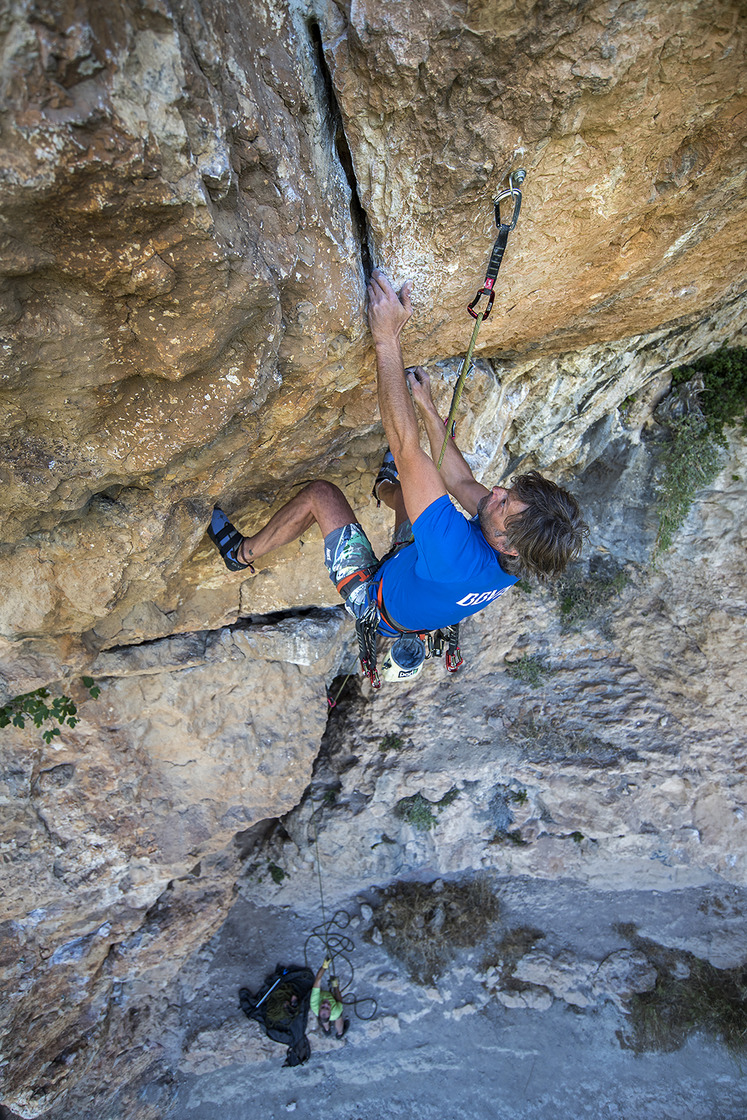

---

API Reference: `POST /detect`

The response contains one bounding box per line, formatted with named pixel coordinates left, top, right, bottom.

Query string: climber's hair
left=498, top=470, right=589, bottom=581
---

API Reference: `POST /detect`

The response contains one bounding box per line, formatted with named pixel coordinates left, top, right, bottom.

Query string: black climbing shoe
left=207, top=507, right=255, bottom=573
left=372, top=450, right=399, bottom=506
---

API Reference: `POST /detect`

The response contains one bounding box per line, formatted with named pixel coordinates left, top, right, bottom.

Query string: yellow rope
left=437, top=310, right=484, bottom=468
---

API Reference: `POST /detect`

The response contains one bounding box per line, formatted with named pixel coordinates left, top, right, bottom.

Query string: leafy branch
left=0, top=678, right=101, bottom=744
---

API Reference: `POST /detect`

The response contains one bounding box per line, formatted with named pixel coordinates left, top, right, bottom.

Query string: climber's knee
left=304, top=480, right=358, bottom=537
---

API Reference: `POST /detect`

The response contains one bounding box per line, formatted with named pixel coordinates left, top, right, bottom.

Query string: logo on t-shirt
left=456, top=589, right=504, bottom=607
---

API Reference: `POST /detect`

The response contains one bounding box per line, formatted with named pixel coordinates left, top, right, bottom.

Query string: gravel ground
left=167, top=878, right=747, bottom=1120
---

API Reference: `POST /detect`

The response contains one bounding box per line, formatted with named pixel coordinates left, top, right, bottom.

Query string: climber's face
left=477, top=486, right=527, bottom=556
left=319, top=1000, right=331, bottom=1021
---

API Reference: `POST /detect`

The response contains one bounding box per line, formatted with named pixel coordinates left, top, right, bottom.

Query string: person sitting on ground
left=207, top=269, right=588, bottom=639
left=310, top=958, right=347, bottom=1037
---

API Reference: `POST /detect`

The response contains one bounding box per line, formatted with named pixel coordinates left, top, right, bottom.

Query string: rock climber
left=207, top=269, right=587, bottom=640
left=310, top=957, right=348, bottom=1038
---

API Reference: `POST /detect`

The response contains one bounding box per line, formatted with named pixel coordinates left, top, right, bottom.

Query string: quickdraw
left=354, top=609, right=462, bottom=688
left=355, top=608, right=381, bottom=690
left=467, top=171, right=525, bottom=321
left=437, top=169, right=525, bottom=468
left=430, top=624, right=463, bottom=673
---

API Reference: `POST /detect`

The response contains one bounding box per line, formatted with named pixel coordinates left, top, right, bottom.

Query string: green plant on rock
left=379, top=732, right=404, bottom=752
left=618, top=923, right=747, bottom=1055
left=81, top=676, right=101, bottom=699
left=436, top=787, right=459, bottom=810
left=504, top=654, right=553, bottom=687
left=653, top=413, right=724, bottom=558
left=267, top=861, right=286, bottom=884
left=395, top=788, right=459, bottom=832
left=619, top=394, right=637, bottom=426
left=653, top=346, right=747, bottom=559
left=491, top=828, right=528, bottom=847
left=395, top=793, right=438, bottom=831
left=505, top=713, right=627, bottom=767
left=556, top=562, right=629, bottom=631
left=369, top=876, right=501, bottom=984
left=0, top=678, right=100, bottom=744
left=670, top=345, right=747, bottom=440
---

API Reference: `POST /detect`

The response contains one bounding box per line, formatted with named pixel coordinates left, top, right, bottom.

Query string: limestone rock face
left=331, top=0, right=747, bottom=352
left=0, top=0, right=745, bottom=652
left=0, top=614, right=342, bottom=1114
left=1, top=0, right=747, bottom=1116
left=510, top=947, right=657, bottom=1009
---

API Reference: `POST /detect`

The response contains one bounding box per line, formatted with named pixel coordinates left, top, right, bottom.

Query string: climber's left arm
left=367, top=270, right=447, bottom=523
left=408, top=366, right=490, bottom=517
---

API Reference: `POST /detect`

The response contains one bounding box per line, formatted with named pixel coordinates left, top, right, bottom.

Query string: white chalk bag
left=380, top=636, right=426, bottom=683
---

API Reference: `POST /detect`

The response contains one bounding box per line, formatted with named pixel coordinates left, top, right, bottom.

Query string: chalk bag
left=380, top=636, right=426, bottom=683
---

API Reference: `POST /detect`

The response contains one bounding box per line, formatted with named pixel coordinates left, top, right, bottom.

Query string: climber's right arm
left=313, top=960, right=329, bottom=988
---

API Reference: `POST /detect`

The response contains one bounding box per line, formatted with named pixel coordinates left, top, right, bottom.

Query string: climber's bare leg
left=238, top=481, right=356, bottom=567
left=376, top=479, right=408, bottom=530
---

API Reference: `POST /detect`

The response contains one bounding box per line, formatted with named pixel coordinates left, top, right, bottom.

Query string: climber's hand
left=406, top=366, right=435, bottom=413
left=367, top=269, right=413, bottom=344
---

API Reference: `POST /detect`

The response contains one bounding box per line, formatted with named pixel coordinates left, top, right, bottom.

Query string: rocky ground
left=171, top=878, right=747, bottom=1120
left=13, top=425, right=745, bottom=1120
left=33, top=878, right=747, bottom=1120
left=3, top=424, right=746, bottom=1119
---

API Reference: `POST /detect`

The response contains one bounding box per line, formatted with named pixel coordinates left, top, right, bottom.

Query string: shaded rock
left=494, top=987, right=553, bottom=1012
left=179, top=1017, right=279, bottom=1075
left=595, top=950, right=658, bottom=1008
left=514, top=950, right=598, bottom=1008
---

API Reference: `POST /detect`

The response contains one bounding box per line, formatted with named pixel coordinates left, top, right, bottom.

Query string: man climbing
left=208, top=270, right=587, bottom=658
left=310, top=957, right=347, bottom=1038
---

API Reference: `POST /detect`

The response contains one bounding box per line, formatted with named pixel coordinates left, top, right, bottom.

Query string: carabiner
left=493, top=168, right=526, bottom=231
left=467, top=285, right=495, bottom=320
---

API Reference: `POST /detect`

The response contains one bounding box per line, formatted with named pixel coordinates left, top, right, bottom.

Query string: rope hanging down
left=304, top=802, right=378, bottom=1022
left=437, top=169, right=526, bottom=468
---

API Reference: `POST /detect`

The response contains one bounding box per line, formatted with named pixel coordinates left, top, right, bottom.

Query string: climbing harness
left=349, top=560, right=463, bottom=688
left=354, top=607, right=462, bottom=689
left=437, top=169, right=526, bottom=468
left=343, top=528, right=465, bottom=688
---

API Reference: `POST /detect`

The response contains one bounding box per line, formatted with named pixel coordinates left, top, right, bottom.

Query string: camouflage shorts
left=323, top=520, right=414, bottom=620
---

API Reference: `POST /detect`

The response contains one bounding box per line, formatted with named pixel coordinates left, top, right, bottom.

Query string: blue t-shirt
left=378, top=494, right=517, bottom=632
